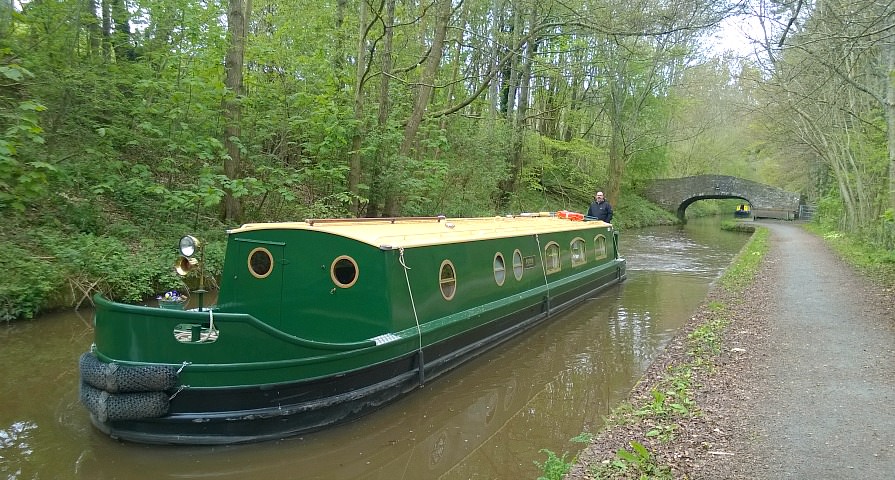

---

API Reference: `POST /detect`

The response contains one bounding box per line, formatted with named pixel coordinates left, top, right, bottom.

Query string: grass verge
left=803, top=223, right=895, bottom=288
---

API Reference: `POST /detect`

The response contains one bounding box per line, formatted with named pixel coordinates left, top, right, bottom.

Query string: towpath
left=728, top=221, right=895, bottom=478
left=569, top=221, right=895, bottom=478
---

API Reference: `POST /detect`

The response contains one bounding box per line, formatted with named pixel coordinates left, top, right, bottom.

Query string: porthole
left=512, top=249, right=524, bottom=280
left=493, top=252, right=506, bottom=286
left=439, top=260, right=456, bottom=300
left=331, top=255, right=359, bottom=288
left=545, top=242, right=560, bottom=274
left=594, top=235, right=607, bottom=260
left=248, top=247, right=274, bottom=278
left=571, top=237, right=586, bottom=267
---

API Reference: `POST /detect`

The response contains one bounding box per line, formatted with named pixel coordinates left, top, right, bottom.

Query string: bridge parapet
left=642, top=175, right=801, bottom=220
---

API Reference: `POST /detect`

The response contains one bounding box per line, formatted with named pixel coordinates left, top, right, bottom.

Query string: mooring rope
left=535, top=233, right=550, bottom=315
left=399, top=247, right=425, bottom=384
left=206, top=308, right=216, bottom=336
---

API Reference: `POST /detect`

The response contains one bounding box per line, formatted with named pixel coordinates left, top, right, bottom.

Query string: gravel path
left=568, top=221, right=895, bottom=479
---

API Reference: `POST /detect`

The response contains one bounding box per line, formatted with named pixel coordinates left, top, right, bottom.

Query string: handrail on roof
left=305, top=215, right=447, bottom=226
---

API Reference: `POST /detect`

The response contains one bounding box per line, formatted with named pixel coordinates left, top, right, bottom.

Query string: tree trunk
left=83, top=0, right=101, bottom=60
left=503, top=13, right=537, bottom=208
left=100, top=0, right=111, bottom=60
left=347, top=0, right=368, bottom=216
left=366, top=0, right=395, bottom=217
left=885, top=36, right=895, bottom=212
left=0, top=0, right=11, bottom=39
left=606, top=126, right=624, bottom=209
left=222, top=0, right=249, bottom=223
left=110, top=0, right=130, bottom=61
left=388, top=0, right=453, bottom=216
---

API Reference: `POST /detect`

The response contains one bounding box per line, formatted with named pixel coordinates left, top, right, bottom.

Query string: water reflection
left=0, top=217, right=748, bottom=479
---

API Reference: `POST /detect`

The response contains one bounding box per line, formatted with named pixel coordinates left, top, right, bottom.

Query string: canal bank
left=568, top=221, right=895, bottom=479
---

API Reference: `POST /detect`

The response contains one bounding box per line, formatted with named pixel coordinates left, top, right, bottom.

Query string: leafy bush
left=534, top=449, right=573, bottom=480
left=0, top=242, right=62, bottom=321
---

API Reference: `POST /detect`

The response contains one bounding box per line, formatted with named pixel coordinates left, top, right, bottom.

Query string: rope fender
left=79, top=352, right=178, bottom=393
left=79, top=382, right=169, bottom=422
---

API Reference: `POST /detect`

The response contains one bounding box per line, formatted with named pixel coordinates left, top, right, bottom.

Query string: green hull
left=80, top=216, right=626, bottom=444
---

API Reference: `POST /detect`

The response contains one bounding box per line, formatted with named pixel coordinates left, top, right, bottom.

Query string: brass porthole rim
left=331, top=255, right=359, bottom=288
left=439, top=259, right=457, bottom=301
left=493, top=252, right=506, bottom=286
left=248, top=247, right=274, bottom=279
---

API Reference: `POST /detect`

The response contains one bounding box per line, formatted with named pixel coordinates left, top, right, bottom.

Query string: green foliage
left=0, top=241, right=61, bottom=321
left=35, top=230, right=178, bottom=303
left=644, top=423, right=678, bottom=442
left=424, top=118, right=513, bottom=217
left=534, top=449, right=573, bottom=480
left=530, top=135, right=608, bottom=201
left=804, top=222, right=895, bottom=288
left=688, top=318, right=728, bottom=363
left=612, top=193, right=679, bottom=229
left=0, top=61, right=52, bottom=212
left=591, top=441, right=673, bottom=479
left=634, top=389, right=690, bottom=419
left=719, top=227, right=769, bottom=293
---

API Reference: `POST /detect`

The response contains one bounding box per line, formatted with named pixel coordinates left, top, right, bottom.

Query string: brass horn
left=175, top=256, right=199, bottom=276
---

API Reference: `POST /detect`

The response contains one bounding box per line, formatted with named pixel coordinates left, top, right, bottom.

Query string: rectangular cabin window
left=545, top=242, right=561, bottom=274
left=571, top=238, right=586, bottom=267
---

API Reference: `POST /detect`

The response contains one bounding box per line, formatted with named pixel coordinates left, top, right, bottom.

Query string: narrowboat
left=734, top=204, right=751, bottom=218
left=79, top=214, right=626, bottom=445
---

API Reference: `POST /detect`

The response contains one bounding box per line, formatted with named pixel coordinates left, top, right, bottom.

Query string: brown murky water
left=0, top=218, right=748, bottom=479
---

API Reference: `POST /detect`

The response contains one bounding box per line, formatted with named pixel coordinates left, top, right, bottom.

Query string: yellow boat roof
left=228, top=215, right=612, bottom=248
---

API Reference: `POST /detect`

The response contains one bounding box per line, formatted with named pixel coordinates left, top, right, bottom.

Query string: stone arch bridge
left=642, top=175, right=802, bottom=220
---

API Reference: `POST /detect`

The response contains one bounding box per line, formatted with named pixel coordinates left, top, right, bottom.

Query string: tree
left=222, top=0, right=250, bottom=222
left=757, top=0, right=894, bottom=238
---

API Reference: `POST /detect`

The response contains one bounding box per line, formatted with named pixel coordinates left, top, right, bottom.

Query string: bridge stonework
left=642, top=175, right=801, bottom=220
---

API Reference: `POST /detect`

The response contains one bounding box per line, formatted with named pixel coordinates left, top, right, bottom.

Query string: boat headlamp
left=179, top=235, right=200, bottom=257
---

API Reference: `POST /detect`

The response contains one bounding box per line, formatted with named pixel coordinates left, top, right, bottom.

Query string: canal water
left=0, top=217, right=749, bottom=480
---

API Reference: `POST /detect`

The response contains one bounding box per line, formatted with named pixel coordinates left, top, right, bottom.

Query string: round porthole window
left=331, top=255, right=359, bottom=288
left=248, top=247, right=274, bottom=279
left=493, top=252, right=506, bottom=286
left=439, top=260, right=456, bottom=300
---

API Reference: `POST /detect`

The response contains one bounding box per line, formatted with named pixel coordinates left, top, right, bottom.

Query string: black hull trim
left=94, top=264, right=626, bottom=445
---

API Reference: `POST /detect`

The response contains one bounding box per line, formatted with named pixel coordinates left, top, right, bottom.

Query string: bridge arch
left=642, top=175, right=801, bottom=221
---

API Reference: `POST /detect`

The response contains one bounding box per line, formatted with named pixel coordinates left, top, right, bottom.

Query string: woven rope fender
left=79, top=382, right=170, bottom=422
left=79, top=352, right=178, bottom=393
